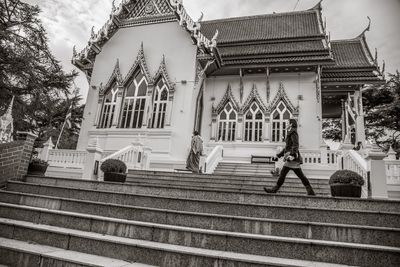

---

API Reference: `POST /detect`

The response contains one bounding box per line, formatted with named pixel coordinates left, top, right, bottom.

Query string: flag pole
left=55, top=119, right=67, bottom=149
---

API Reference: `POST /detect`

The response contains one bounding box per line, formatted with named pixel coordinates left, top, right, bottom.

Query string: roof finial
left=382, top=60, right=386, bottom=77
left=90, top=26, right=95, bottom=39
left=72, top=45, right=77, bottom=57
left=111, top=0, right=116, bottom=12
left=374, top=48, right=378, bottom=65
left=359, top=16, right=371, bottom=38
left=323, top=17, right=327, bottom=31
left=197, top=12, right=204, bottom=23
left=310, top=0, right=323, bottom=11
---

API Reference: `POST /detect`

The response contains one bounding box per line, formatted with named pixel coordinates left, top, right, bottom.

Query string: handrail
left=203, top=145, right=223, bottom=174
left=341, top=149, right=369, bottom=198
left=100, top=142, right=151, bottom=171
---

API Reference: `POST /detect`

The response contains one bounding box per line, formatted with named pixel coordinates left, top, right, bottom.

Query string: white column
left=142, top=84, right=154, bottom=128
left=112, top=87, right=124, bottom=128
left=82, top=137, right=103, bottom=180
left=40, top=137, right=54, bottom=161
left=355, top=87, right=366, bottom=144
left=366, top=144, right=388, bottom=199
left=237, top=114, right=243, bottom=141
left=94, top=97, right=103, bottom=127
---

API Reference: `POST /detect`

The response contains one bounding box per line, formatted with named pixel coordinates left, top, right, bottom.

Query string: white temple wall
left=201, top=72, right=321, bottom=155
left=77, top=21, right=198, bottom=162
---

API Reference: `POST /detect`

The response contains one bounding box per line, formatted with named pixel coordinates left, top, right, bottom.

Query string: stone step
left=1, top=218, right=399, bottom=266
left=0, top=218, right=363, bottom=267
left=125, top=178, right=331, bottom=194
left=4, top=183, right=400, bottom=228
left=126, top=173, right=329, bottom=187
left=1, top=202, right=398, bottom=247
left=127, top=169, right=329, bottom=185
left=0, top=237, right=150, bottom=267
left=21, top=176, right=400, bottom=213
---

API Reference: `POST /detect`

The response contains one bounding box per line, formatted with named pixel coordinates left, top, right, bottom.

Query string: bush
left=30, top=158, right=48, bottom=165
left=329, top=170, right=365, bottom=186
left=100, top=159, right=127, bottom=173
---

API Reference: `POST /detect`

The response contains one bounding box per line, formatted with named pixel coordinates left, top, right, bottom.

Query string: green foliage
left=0, top=0, right=83, bottom=149
left=322, top=118, right=342, bottom=141
left=329, top=170, right=365, bottom=186
left=363, top=71, right=400, bottom=156
left=100, top=159, right=127, bottom=174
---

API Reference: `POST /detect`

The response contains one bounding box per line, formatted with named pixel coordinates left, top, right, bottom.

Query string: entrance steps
left=214, top=162, right=275, bottom=176
left=0, top=174, right=399, bottom=266
left=127, top=169, right=332, bottom=196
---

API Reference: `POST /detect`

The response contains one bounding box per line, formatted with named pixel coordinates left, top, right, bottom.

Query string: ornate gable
left=100, top=59, right=123, bottom=95
left=125, top=0, right=175, bottom=19
left=240, top=84, right=268, bottom=115
left=212, top=84, right=240, bottom=115
left=269, top=81, right=298, bottom=113
left=123, top=43, right=153, bottom=86
left=153, top=56, right=176, bottom=91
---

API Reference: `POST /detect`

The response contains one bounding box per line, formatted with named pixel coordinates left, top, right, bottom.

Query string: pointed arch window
left=150, top=78, right=169, bottom=129
left=121, top=69, right=148, bottom=129
left=244, top=102, right=263, bottom=142
left=271, top=101, right=292, bottom=142
left=218, top=103, right=237, bottom=142
left=99, top=85, right=118, bottom=129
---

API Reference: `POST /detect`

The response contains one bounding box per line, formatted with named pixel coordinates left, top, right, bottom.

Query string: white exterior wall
left=201, top=72, right=321, bottom=160
left=77, top=21, right=198, bottom=165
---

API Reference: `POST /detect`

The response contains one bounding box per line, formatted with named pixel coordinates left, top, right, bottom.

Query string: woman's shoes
left=305, top=185, right=316, bottom=196
left=264, top=185, right=279, bottom=193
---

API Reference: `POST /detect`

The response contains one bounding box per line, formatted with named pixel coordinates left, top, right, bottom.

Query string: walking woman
left=264, top=119, right=316, bottom=195
left=186, top=131, right=204, bottom=173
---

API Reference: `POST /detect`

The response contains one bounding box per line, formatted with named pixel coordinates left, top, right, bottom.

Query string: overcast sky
left=23, top=0, right=400, bottom=102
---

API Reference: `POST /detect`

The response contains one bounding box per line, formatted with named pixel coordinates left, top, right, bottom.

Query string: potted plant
left=329, top=170, right=365, bottom=198
left=100, top=159, right=127, bottom=183
left=27, top=158, right=49, bottom=176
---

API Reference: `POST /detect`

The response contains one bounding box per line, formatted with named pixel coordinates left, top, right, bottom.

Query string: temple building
left=71, top=0, right=384, bottom=172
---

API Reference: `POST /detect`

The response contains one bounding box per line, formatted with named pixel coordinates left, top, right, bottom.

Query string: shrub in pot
left=329, top=170, right=365, bottom=198
left=100, top=159, right=127, bottom=183
left=27, top=158, right=49, bottom=176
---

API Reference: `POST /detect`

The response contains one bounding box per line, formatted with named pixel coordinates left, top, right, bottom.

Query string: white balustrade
left=385, top=160, right=400, bottom=185
left=100, top=143, right=151, bottom=171
left=300, top=149, right=338, bottom=165
left=48, top=150, right=88, bottom=168
left=203, top=145, right=223, bottom=174
left=341, top=149, right=369, bottom=198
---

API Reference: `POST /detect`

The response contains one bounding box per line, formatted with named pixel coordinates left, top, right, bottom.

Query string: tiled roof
left=201, top=10, right=324, bottom=44
left=219, top=40, right=326, bottom=57
left=327, top=38, right=375, bottom=69
left=223, top=55, right=333, bottom=66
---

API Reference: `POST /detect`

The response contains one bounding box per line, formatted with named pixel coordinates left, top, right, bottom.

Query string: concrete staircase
left=214, top=162, right=276, bottom=176
left=0, top=172, right=399, bottom=266
left=129, top=167, right=331, bottom=196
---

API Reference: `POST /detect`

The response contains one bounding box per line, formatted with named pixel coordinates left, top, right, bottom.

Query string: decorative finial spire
left=382, top=60, right=386, bottom=77
left=72, top=45, right=77, bottom=57
left=323, top=17, right=327, bottom=31
left=90, top=26, right=95, bottom=38
left=374, top=48, right=378, bottom=65
left=5, top=96, right=15, bottom=118
left=112, top=0, right=116, bottom=12
left=310, top=0, right=323, bottom=11
left=211, top=29, right=219, bottom=43
left=359, top=16, right=371, bottom=38
left=197, top=12, right=204, bottom=23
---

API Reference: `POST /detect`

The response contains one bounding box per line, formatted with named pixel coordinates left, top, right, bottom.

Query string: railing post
left=366, top=144, right=388, bottom=199
left=82, top=137, right=103, bottom=180
left=40, top=137, right=54, bottom=161
left=142, top=146, right=152, bottom=170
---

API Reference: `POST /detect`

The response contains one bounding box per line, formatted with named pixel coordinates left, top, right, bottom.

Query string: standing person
left=264, top=119, right=316, bottom=195
left=186, top=131, right=204, bottom=173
